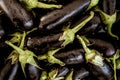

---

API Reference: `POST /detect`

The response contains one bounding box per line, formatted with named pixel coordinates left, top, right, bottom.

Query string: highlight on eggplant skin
left=0, top=0, right=34, bottom=29
left=88, top=60, right=114, bottom=80
left=39, top=0, right=90, bottom=30
left=54, top=49, right=85, bottom=65
left=88, top=38, right=116, bottom=57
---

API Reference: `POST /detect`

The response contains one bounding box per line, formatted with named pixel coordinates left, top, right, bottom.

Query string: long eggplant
left=0, top=0, right=34, bottom=29
left=39, top=0, right=90, bottom=30
left=88, top=38, right=116, bottom=57
left=88, top=60, right=114, bottom=80
left=54, top=49, right=85, bottom=65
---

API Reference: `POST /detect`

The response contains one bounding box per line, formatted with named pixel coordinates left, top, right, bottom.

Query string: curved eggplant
left=54, top=49, right=85, bottom=65
left=0, top=0, right=34, bottom=29
left=88, top=38, right=116, bottom=57
left=39, top=0, right=90, bottom=30
left=88, top=60, right=114, bottom=80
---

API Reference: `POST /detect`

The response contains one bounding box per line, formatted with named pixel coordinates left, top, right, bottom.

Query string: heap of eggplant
left=0, top=0, right=120, bottom=80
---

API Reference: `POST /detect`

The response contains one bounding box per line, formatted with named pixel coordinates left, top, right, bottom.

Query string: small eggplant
left=0, top=0, right=34, bottom=29
left=77, top=35, right=114, bottom=80
left=56, top=66, right=69, bottom=77
left=73, top=67, right=90, bottom=80
left=88, top=38, right=116, bottom=57
left=95, top=0, right=118, bottom=39
left=25, top=64, right=41, bottom=80
left=99, top=0, right=116, bottom=15
left=75, top=15, right=101, bottom=35
left=0, top=61, right=20, bottom=80
left=54, top=49, right=85, bottom=65
left=88, top=60, right=114, bottom=80
left=0, top=60, right=12, bottom=80
left=39, top=0, right=90, bottom=30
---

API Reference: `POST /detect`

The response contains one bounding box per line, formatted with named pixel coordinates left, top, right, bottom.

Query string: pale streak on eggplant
left=39, top=0, right=90, bottom=30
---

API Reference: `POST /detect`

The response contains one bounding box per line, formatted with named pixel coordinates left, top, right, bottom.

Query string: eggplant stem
left=72, top=11, right=94, bottom=33
left=86, top=0, right=99, bottom=11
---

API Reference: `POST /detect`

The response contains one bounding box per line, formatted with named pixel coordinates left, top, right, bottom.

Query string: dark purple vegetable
left=73, top=67, right=90, bottom=80
left=99, top=0, right=116, bottom=15
left=56, top=66, right=69, bottom=77
left=54, top=49, right=85, bottom=65
left=116, top=0, right=120, bottom=10
left=25, top=64, right=41, bottom=80
left=88, top=38, right=116, bottom=57
left=0, top=0, right=34, bottom=29
left=39, top=0, right=90, bottom=30
left=88, top=60, right=114, bottom=80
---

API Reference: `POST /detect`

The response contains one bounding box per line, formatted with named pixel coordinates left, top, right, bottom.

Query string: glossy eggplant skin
left=57, top=66, right=69, bottom=77
left=0, top=13, right=5, bottom=37
left=73, top=68, right=90, bottom=80
left=0, top=0, right=34, bottom=29
left=54, top=49, right=85, bottom=65
left=25, top=64, right=41, bottom=80
left=99, top=0, right=116, bottom=15
left=88, top=38, right=115, bottom=57
left=88, top=60, right=114, bottom=80
left=39, top=0, right=90, bottom=30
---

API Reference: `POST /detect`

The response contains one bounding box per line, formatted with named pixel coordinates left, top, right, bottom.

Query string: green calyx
left=77, top=35, right=104, bottom=66
left=38, top=48, right=65, bottom=66
left=40, top=69, right=64, bottom=80
left=87, top=0, right=99, bottom=11
left=5, top=31, right=40, bottom=76
left=59, top=11, right=94, bottom=47
left=65, top=69, right=73, bottom=80
left=94, top=7, right=119, bottom=40
left=20, top=0, right=62, bottom=10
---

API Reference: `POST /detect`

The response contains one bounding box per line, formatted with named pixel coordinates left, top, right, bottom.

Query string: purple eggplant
left=88, top=60, right=114, bottom=80
left=73, top=67, right=90, bottom=80
left=39, top=0, right=90, bottom=30
left=54, top=49, right=85, bottom=65
left=0, top=0, right=35, bottom=29
left=88, top=38, right=116, bottom=57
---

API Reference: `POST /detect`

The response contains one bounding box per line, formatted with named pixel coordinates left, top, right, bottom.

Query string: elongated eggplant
left=74, top=14, right=101, bottom=35
left=0, top=61, right=21, bottom=80
left=25, top=64, right=41, bottom=80
left=56, top=66, right=69, bottom=77
left=99, top=0, right=116, bottom=15
left=116, top=0, right=120, bottom=10
left=0, top=0, right=34, bottom=29
left=39, top=0, right=90, bottom=30
left=88, top=38, right=115, bottom=57
left=88, top=60, right=114, bottom=80
left=73, top=67, right=90, bottom=80
left=54, top=49, right=85, bottom=65
left=0, top=12, right=5, bottom=37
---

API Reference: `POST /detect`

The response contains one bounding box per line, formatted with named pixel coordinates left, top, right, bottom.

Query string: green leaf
left=59, top=11, right=94, bottom=47
left=38, top=48, right=65, bottom=66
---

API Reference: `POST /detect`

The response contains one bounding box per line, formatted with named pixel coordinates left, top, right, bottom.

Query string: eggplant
left=73, top=67, right=90, bottom=80
left=25, top=64, right=41, bottom=80
left=116, top=0, right=120, bottom=10
left=56, top=66, right=69, bottom=77
left=95, top=0, right=118, bottom=39
left=88, top=38, right=116, bottom=57
left=39, top=0, right=90, bottom=30
left=54, top=49, right=85, bottom=65
left=0, top=0, right=34, bottom=29
left=88, top=60, right=114, bottom=80
left=99, top=0, right=116, bottom=15
left=0, top=61, right=21, bottom=80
